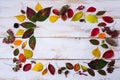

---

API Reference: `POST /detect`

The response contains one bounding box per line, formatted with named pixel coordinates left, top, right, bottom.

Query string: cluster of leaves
left=2, top=2, right=119, bottom=77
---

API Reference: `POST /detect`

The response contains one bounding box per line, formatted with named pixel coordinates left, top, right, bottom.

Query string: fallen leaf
left=19, top=53, right=26, bottom=62
left=32, top=62, right=43, bottom=72
left=85, top=14, right=98, bottom=23
left=71, top=11, right=83, bottom=21
left=24, top=49, right=33, bottom=59
left=98, top=70, right=106, bottom=75
left=102, top=50, right=114, bottom=59
left=48, top=63, right=55, bottom=75
left=66, top=63, right=74, bottom=70
left=92, top=47, right=101, bottom=58
left=91, top=28, right=100, bottom=36
left=67, top=8, right=74, bottom=18
left=87, top=68, right=95, bottom=76
left=15, top=15, right=26, bottom=22
left=20, top=22, right=36, bottom=29
left=102, top=16, right=114, bottom=23
left=22, top=28, right=34, bottom=39
left=14, top=40, right=22, bottom=46
left=22, top=41, right=27, bottom=49
left=35, top=3, right=43, bottom=11
left=87, top=7, right=96, bottom=12
left=89, top=39, right=99, bottom=45
left=96, top=11, right=106, bottom=16
left=16, top=29, right=24, bottom=36
left=23, top=63, right=31, bottom=71
left=42, top=68, right=48, bottom=75
left=60, top=5, right=69, bottom=15
left=29, top=36, right=36, bottom=50
left=13, top=48, right=19, bottom=56
left=49, top=15, right=59, bottom=23
left=105, top=38, right=117, bottom=46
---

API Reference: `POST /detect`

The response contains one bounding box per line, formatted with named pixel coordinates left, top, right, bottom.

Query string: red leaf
left=26, top=7, right=36, bottom=19
left=52, top=9, right=60, bottom=16
left=23, top=63, right=31, bottom=71
left=77, top=5, right=85, bottom=10
left=98, top=22, right=107, bottom=27
left=48, top=64, right=55, bottom=75
left=67, top=8, right=74, bottom=18
left=91, top=28, right=100, bottom=36
left=103, top=50, right=114, bottom=59
left=87, top=7, right=96, bottom=12
left=102, top=16, right=114, bottom=23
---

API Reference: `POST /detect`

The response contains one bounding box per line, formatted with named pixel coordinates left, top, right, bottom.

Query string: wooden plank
left=0, top=18, right=120, bottom=37
left=1, top=38, right=120, bottom=59
left=0, top=0, right=120, bottom=18
left=0, top=59, right=120, bottom=80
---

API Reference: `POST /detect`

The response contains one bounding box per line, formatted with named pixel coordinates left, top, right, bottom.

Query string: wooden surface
left=0, top=0, right=120, bottom=80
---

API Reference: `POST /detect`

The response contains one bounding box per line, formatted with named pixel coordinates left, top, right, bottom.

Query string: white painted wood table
left=0, top=0, right=120, bottom=80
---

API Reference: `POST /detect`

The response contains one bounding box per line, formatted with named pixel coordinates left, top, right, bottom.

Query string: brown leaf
left=87, top=68, right=95, bottom=76
left=29, top=36, right=36, bottom=50
left=96, top=11, right=106, bottom=16
left=22, top=28, right=34, bottom=39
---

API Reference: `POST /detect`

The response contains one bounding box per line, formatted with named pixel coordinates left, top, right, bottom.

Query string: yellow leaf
left=85, top=14, right=98, bottom=23
left=22, top=41, right=27, bottom=49
left=14, top=39, right=22, bottom=46
left=32, top=62, right=43, bottom=72
left=35, top=3, right=43, bottom=11
left=16, top=29, right=24, bottom=36
left=92, top=47, right=101, bottom=58
left=24, top=49, right=33, bottom=59
left=15, top=15, right=26, bottom=22
left=71, top=11, right=83, bottom=21
left=81, top=65, right=87, bottom=72
left=49, top=15, right=59, bottom=23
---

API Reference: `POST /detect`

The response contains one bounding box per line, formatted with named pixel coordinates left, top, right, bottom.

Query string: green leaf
left=24, top=49, right=33, bottom=59
left=26, top=7, right=37, bottom=22
left=85, top=14, right=98, bottom=23
left=36, top=7, right=52, bottom=21
left=88, top=59, right=108, bottom=70
left=89, top=39, right=99, bottom=45
left=60, top=5, right=69, bottom=15
left=87, top=68, right=95, bottom=76
left=96, top=11, right=106, bottom=16
left=29, top=36, right=36, bottom=50
left=101, top=44, right=108, bottom=49
left=98, top=70, right=106, bottom=75
left=20, top=22, right=36, bottom=29
left=71, top=11, right=83, bottom=21
left=105, top=38, right=117, bottom=47
left=22, top=28, right=34, bottom=39
left=13, top=48, right=19, bottom=56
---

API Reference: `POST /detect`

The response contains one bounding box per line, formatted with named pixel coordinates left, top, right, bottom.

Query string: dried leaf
left=60, top=5, right=69, bottom=15
left=36, top=7, right=52, bottom=21
left=92, top=47, right=101, bottom=58
left=98, top=70, right=106, bottom=75
left=87, top=7, right=96, bottom=12
left=15, top=15, right=26, bottom=22
left=98, top=22, right=106, bottom=27
left=42, top=68, right=48, bottom=75
left=88, top=59, right=108, bottom=70
left=49, top=15, right=59, bottom=23
left=35, top=3, right=43, bottom=11
left=22, top=28, right=34, bottom=39
left=96, top=11, right=106, bottom=16
left=89, top=39, right=99, bottom=45
left=74, top=63, right=80, bottom=71
left=19, top=53, right=26, bottom=62
left=102, top=50, right=114, bottom=59
left=87, top=68, right=95, bottom=76
left=52, top=9, right=60, bottom=16
left=13, top=48, right=19, bottom=56
left=101, top=44, right=108, bottom=49
left=91, top=28, right=100, bottom=36
left=107, top=67, right=114, bottom=73
left=29, top=36, right=36, bottom=50
left=24, top=49, right=33, bottom=59
left=108, top=60, right=115, bottom=67
left=16, top=29, right=24, bottom=36
left=23, top=63, right=31, bottom=71
left=26, top=7, right=36, bottom=22
left=66, top=63, right=73, bottom=70
left=20, top=22, right=36, bottom=29
left=14, top=40, right=22, bottom=46
left=22, top=41, right=27, bottom=49
left=48, top=64, right=55, bottom=75
left=85, top=14, right=98, bottom=23
left=71, top=11, right=83, bottom=21
left=81, top=65, right=87, bottom=72
left=105, top=38, right=117, bottom=46
left=32, top=62, right=43, bottom=72
left=3, top=29, right=15, bottom=44
left=67, top=8, right=74, bottom=18
left=102, top=16, right=114, bottom=23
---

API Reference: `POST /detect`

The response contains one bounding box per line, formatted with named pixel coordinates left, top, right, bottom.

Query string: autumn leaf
left=29, top=36, right=36, bottom=50
left=32, top=62, right=43, bottom=72
left=35, top=3, right=43, bottom=11
left=67, top=8, right=74, bottom=18
left=92, top=47, right=101, bottom=58
left=24, top=49, right=33, bottom=59
left=42, top=68, right=48, bottom=75
left=15, top=15, right=26, bottom=22
left=87, top=7, right=96, bottom=12
left=102, top=16, right=114, bottom=23
left=36, top=7, right=52, bottom=21
left=49, top=15, right=59, bottom=23
left=60, top=5, right=69, bottom=15
left=22, top=28, right=34, bottom=39
left=91, top=28, right=100, bottom=36
left=71, top=11, right=83, bottom=21
left=87, top=68, right=95, bottom=76
left=96, top=11, right=106, bottom=16
left=16, top=29, right=24, bottom=36
left=89, top=39, right=99, bottom=45
left=85, top=14, right=98, bottom=23
left=20, top=22, right=36, bottom=29
left=48, top=64, right=55, bottom=75
left=102, top=50, right=114, bottom=59
left=23, top=63, right=32, bottom=71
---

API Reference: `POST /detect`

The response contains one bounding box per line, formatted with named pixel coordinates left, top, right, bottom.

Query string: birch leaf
left=29, top=36, right=36, bottom=50
left=15, top=15, right=26, bottom=22
left=49, top=15, right=59, bottom=23
left=24, top=49, right=33, bottom=59
left=35, top=3, right=43, bottom=11
left=92, top=47, right=101, bottom=58
left=71, top=11, right=83, bottom=21
left=32, top=62, right=43, bottom=72
left=16, top=29, right=24, bottom=36
left=85, top=14, right=98, bottom=23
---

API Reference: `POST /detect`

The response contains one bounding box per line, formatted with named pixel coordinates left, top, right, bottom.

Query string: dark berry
left=14, top=23, right=19, bottom=28
left=21, top=10, right=25, bottom=14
